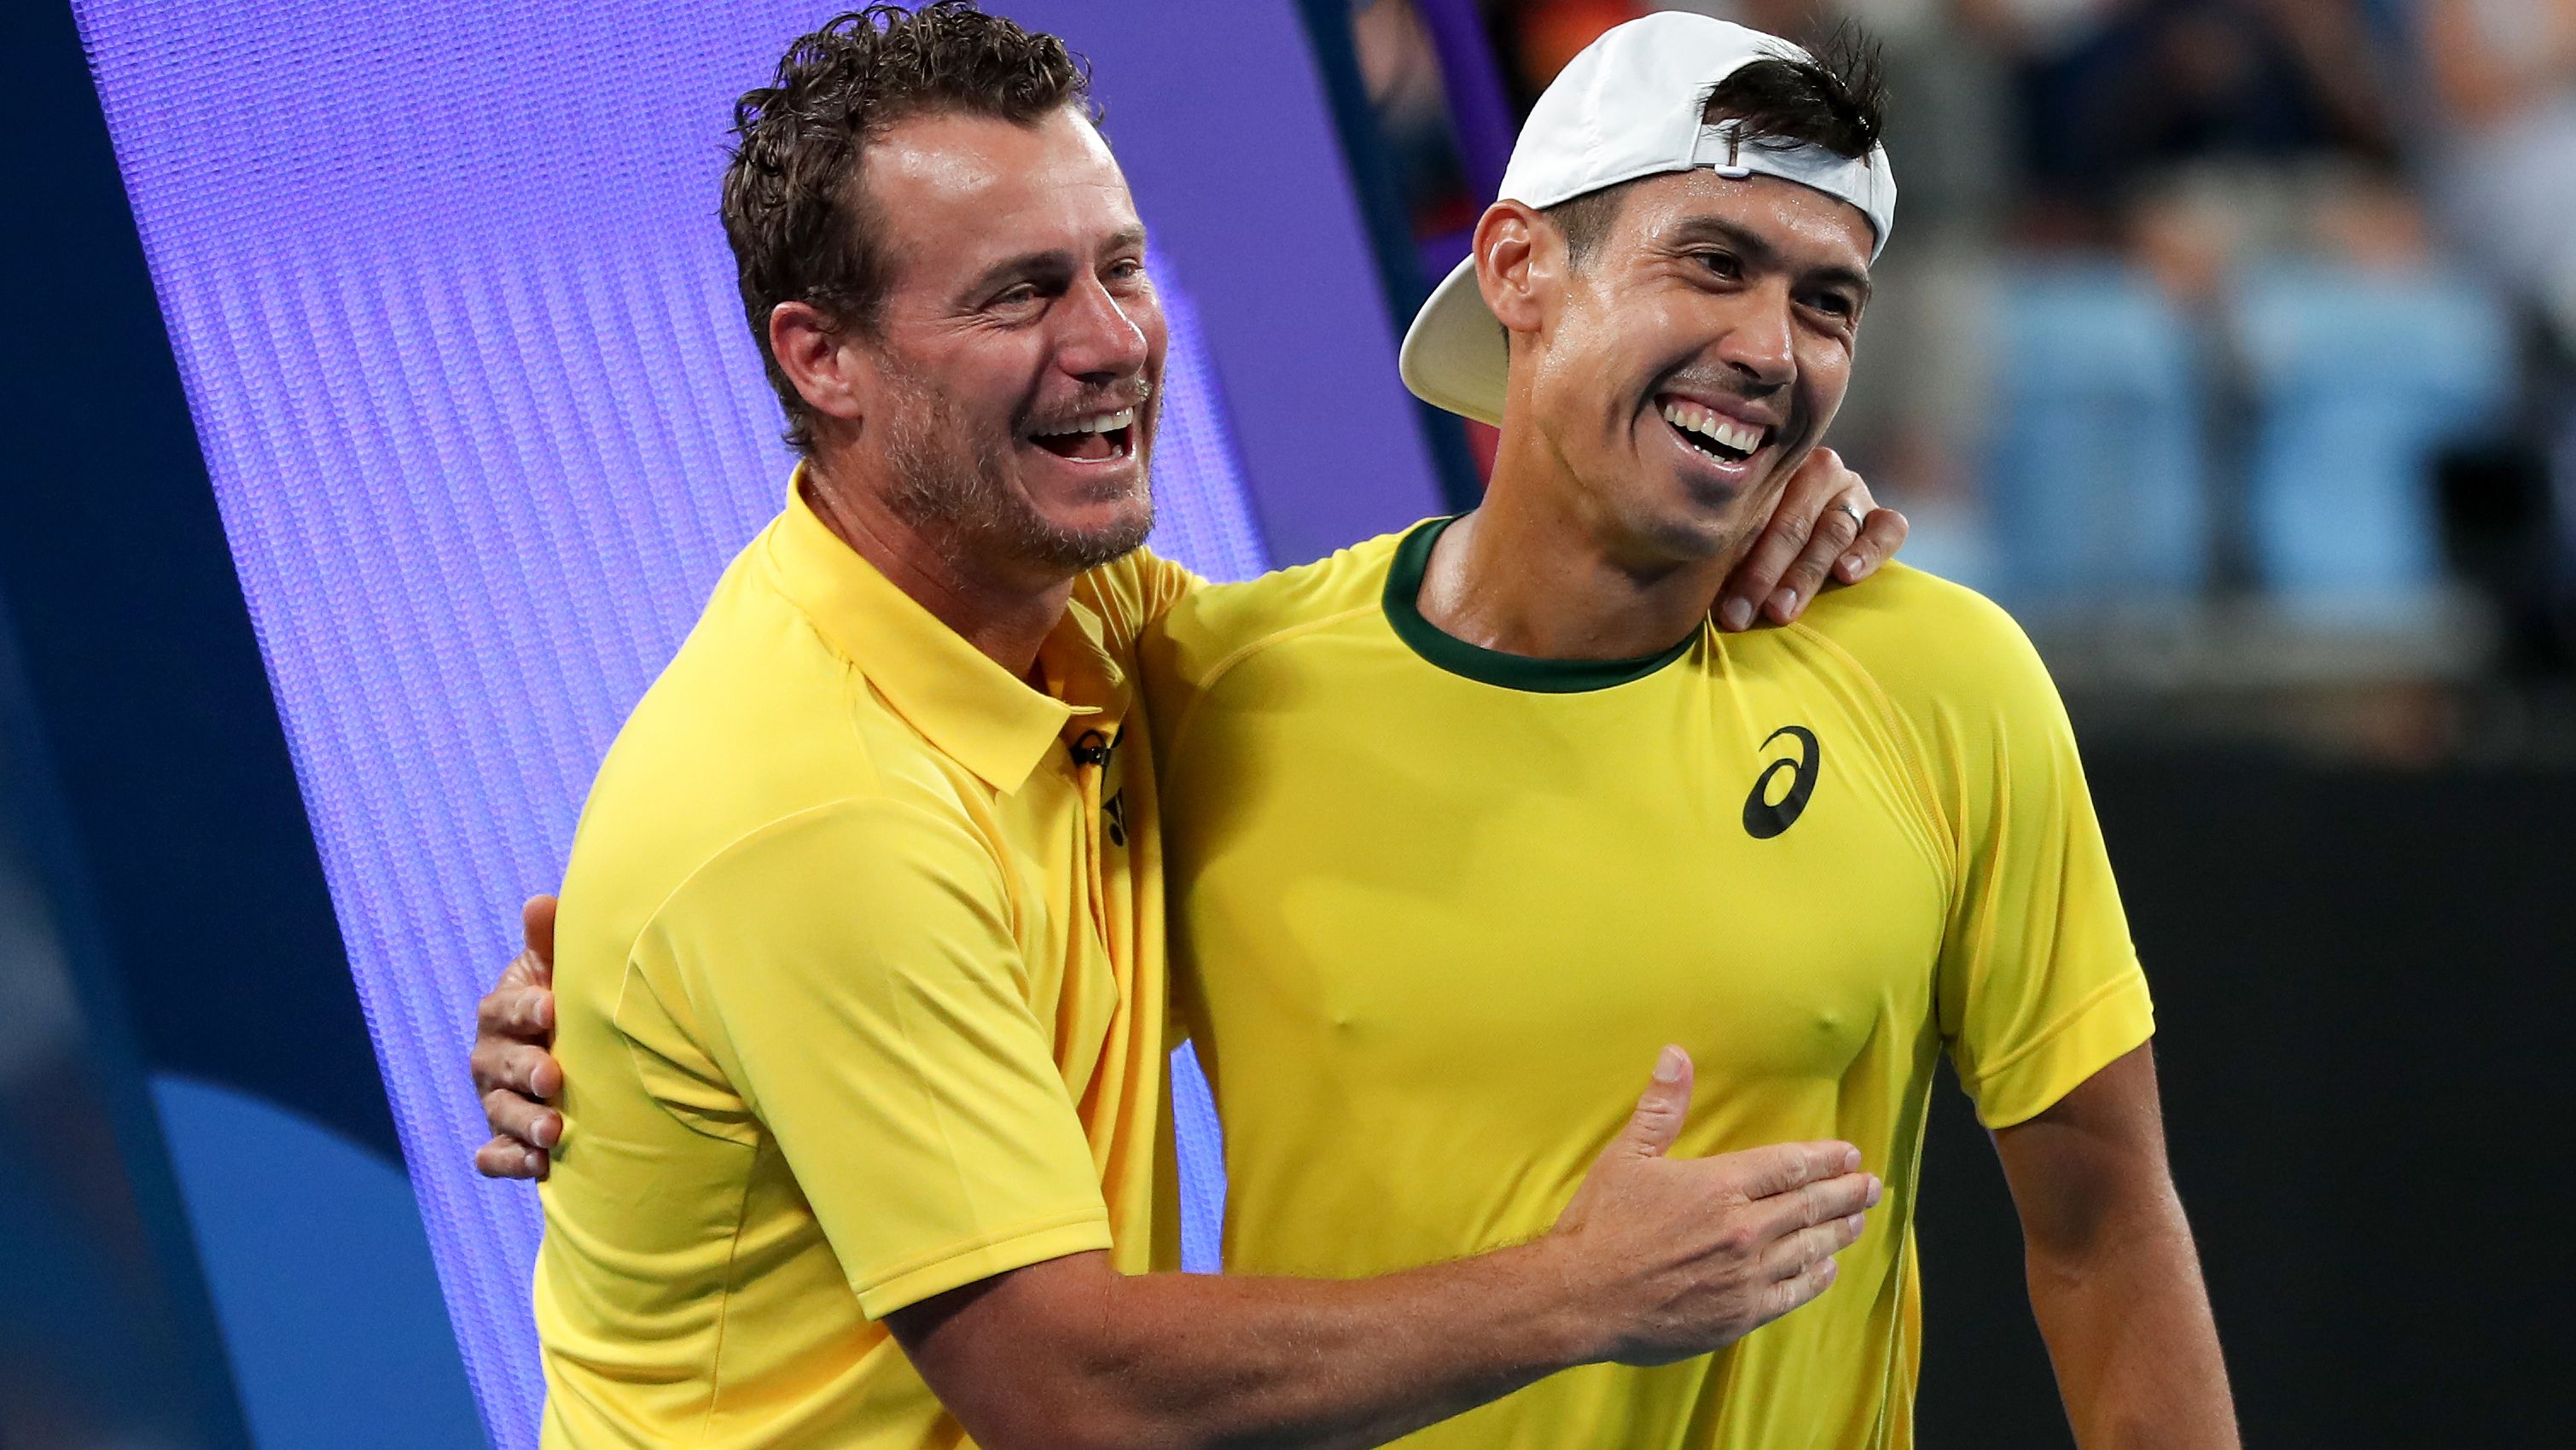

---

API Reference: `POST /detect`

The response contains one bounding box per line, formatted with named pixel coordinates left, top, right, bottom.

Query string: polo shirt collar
left=764, top=470, right=1123, bottom=795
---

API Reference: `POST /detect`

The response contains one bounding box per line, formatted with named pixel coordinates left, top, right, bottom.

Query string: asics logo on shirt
left=1742, top=725, right=1820, bottom=839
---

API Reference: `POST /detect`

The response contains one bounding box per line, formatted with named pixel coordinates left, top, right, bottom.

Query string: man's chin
left=1624, top=471, right=1782, bottom=567
left=1017, top=493, right=1154, bottom=573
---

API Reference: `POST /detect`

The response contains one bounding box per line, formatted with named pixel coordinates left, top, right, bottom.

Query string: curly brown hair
left=721, top=3, right=1097, bottom=452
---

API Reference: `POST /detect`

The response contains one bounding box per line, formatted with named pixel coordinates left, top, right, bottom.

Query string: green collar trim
left=1381, top=517, right=1698, bottom=694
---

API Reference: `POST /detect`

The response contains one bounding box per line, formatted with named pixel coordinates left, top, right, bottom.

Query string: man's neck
left=1416, top=446, right=1743, bottom=663
left=800, top=457, right=1071, bottom=682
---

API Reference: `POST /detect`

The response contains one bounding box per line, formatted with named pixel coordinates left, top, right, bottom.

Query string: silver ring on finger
left=1834, top=501, right=1866, bottom=533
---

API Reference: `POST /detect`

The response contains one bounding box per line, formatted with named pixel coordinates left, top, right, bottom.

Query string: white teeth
left=1069, top=408, right=1135, bottom=435
left=1660, top=400, right=1765, bottom=457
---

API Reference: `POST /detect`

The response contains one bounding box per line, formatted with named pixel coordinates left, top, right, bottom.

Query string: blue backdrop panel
left=153, top=1073, right=483, bottom=1449
left=72, top=3, right=1283, bottom=1445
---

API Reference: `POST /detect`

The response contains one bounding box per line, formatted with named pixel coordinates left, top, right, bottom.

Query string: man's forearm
left=2024, top=1198, right=2237, bottom=1450
left=895, top=1239, right=1602, bottom=1450
left=895, top=1115, right=1873, bottom=1450
left=1997, top=1048, right=2236, bottom=1450
left=1067, top=1239, right=1599, bottom=1450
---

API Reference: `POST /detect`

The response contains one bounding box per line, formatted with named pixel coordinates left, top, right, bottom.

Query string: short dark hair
left=721, top=3, right=1096, bottom=451
left=1547, top=27, right=1887, bottom=267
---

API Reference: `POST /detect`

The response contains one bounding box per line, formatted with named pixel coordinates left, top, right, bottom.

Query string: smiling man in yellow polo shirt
left=533, top=480, right=1185, bottom=1437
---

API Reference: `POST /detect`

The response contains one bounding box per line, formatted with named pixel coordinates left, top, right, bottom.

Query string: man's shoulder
left=1145, top=526, right=1417, bottom=689
left=567, top=544, right=942, bottom=913
left=1788, top=562, right=2059, bottom=723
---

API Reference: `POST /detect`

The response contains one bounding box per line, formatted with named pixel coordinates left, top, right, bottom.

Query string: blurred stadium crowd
left=1351, top=0, right=2576, bottom=763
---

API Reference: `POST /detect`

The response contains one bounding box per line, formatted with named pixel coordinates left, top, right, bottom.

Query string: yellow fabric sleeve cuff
left=852, top=1210, right=1114, bottom=1320
left=1965, top=968, right=2157, bottom=1129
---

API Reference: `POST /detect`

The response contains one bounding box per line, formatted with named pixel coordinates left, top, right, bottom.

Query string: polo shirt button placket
left=1067, top=727, right=1119, bottom=946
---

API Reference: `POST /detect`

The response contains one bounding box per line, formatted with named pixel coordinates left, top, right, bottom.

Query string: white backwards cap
left=1399, top=12, right=1896, bottom=425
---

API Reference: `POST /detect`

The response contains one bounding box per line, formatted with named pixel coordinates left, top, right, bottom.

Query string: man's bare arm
left=1992, top=1043, right=2238, bottom=1449
left=893, top=1058, right=1875, bottom=1450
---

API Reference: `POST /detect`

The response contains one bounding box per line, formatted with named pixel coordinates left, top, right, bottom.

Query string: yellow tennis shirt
left=532, top=477, right=1189, bottom=1448
left=1142, top=519, right=2155, bottom=1449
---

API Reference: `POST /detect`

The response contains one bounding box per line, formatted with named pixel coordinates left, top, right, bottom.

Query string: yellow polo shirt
left=1143, top=521, right=2153, bottom=1448
left=533, top=477, right=1190, bottom=1448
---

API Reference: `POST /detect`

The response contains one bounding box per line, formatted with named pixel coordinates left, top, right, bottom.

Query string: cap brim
left=1398, top=255, right=1508, bottom=427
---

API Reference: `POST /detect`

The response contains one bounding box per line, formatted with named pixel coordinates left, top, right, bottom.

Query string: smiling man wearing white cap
left=1132, top=13, right=2237, bottom=1447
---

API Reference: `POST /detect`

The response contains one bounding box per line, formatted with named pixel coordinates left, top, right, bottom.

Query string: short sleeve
left=641, top=800, right=1112, bottom=1318
left=1930, top=611, right=2155, bottom=1128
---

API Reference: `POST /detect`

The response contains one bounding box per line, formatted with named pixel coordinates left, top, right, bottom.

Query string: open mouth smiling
left=1028, top=407, right=1137, bottom=462
left=1656, top=393, right=1772, bottom=468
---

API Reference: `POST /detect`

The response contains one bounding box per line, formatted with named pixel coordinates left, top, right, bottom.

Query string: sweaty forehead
left=1619, top=169, right=1874, bottom=273
left=868, top=110, right=1138, bottom=265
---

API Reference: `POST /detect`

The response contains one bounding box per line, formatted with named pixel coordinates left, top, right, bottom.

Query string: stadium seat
left=2235, top=265, right=2515, bottom=616
left=1985, top=262, right=2210, bottom=608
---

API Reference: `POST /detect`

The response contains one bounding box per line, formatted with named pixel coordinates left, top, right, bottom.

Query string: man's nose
left=1717, top=286, right=1796, bottom=391
left=1055, top=273, right=1152, bottom=381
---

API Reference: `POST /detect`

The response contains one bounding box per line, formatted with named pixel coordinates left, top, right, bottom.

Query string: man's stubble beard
left=878, top=370, right=1157, bottom=577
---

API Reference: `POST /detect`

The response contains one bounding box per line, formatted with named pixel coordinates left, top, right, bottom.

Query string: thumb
left=522, top=894, right=559, bottom=979
left=1614, top=1046, right=1694, bottom=1159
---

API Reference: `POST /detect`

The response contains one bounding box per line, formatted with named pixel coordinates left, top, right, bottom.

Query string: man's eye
left=1694, top=251, right=1742, bottom=279
left=1810, top=294, right=1856, bottom=318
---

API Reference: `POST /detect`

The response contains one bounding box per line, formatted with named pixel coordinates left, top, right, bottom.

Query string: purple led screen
left=73, top=3, right=1259, bottom=1445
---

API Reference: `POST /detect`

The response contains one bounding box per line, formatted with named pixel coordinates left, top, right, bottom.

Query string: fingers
left=1765, top=492, right=1871, bottom=624
left=1714, top=1139, right=1863, bottom=1200
left=474, top=1135, right=550, bottom=1180
left=471, top=1039, right=563, bottom=1103
left=1758, top=1167, right=1881, bottom=1237
left=1759, top=1251, right=1840, bottom=1325
left=475, top=976, right=555, bottom=1044
left=471, top=897, right=566, bottom=1184
left=1717, top=448, right=1852, bottom=631
left=1760, top=1200, right=1872, bottom=1283
left=1829, top=506, right=1909, bottom=591
left=521, top=894, right=559, bottom=979
left=1610, top=1046, right=1695, bottom=1159
left=1750, top=1170, right=1878, bottom=1301
left=481, top=1082, right=563, bottom=1154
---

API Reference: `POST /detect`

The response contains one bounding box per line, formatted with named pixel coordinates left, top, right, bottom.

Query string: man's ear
left=767, top=301, right=874, bottom=431
left=1474, top=201, right=1554, bottom=339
